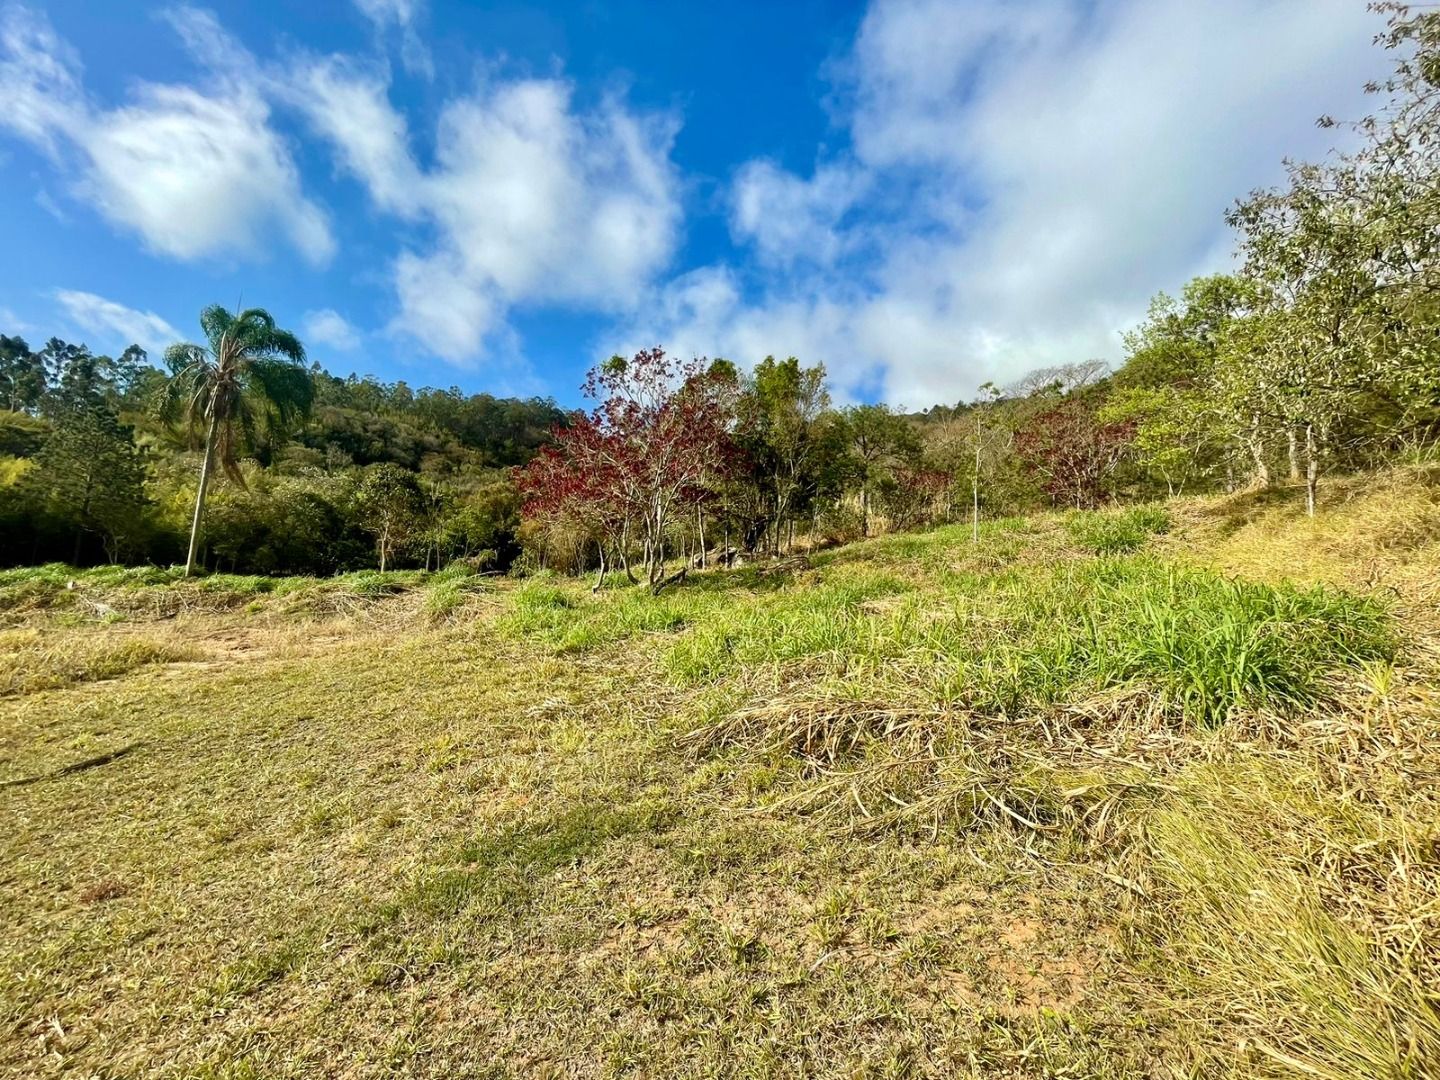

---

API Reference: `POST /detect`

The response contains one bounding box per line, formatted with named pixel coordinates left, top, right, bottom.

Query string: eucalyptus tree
left=0, top=335, right=44, bottom=412
left=163, top=306, right=311, bottom=575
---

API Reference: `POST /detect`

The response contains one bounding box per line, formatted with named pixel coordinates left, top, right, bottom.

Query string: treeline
left=3, top=5, right=1439, bottom=580
left=519, top=6, right=1440, bottom=582
left=0, top=330, right=565, bottom=574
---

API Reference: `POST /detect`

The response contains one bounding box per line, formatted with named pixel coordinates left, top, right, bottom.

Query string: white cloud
left=352, top=0, right=432, bottom=79
left=730, top=160, right=868, bottom=267
left=290, top=60, right=682, bottom=361
left=0, top=5, right=333, bottom=265
left=0, top=305, right=36, bottom=335
left=286, top=56, right=422, bottom=217
left=627, top=0, right=1387, bottom=407
left=53, top=289, right=180, bottom=356
left=301, top=308, right=362, bottom=351
left=34, top=187, right=67, bottom=223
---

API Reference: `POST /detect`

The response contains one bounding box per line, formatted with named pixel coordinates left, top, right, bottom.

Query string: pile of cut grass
left=0, top=562, right=479, bottom=624
left=1139, top=766, right=1440, bottom=1078
left=0, top=627, right=198, bottom=695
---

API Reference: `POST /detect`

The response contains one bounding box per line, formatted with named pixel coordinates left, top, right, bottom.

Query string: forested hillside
left=0, top=336, right=564, bottom=574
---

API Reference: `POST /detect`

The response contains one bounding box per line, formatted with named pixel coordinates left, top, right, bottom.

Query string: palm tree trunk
left=184, top=412, right=219, bottom=577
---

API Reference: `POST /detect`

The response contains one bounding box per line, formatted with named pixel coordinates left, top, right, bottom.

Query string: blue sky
left=0, top=0, right=1388, bottom=408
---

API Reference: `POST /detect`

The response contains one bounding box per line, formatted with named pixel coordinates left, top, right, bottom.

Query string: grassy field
left=3, top=470, right=1439, bottom=1078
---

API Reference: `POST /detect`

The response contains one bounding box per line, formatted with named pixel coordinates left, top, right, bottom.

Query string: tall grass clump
left=667, top=572, right=914, bottom=682
left=933, top=559, right=1391, bottom=725
left=1067, top=505, right=1171, bottom=555
left=1, top=630, right=198, bottom=695
left=424, top=562, right=489, bottom=617
left=500, top=576, right=580, bottom=637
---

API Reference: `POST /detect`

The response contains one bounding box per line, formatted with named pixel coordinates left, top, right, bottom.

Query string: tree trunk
left=973, top=414, right=982, bottom=543
left=72, top=474, right=94, bottom=566
left=861, top=484, right=870, bottom=537
left=617, top=518, right=637, bottom=584
left=972, top=451, right=980, bottom=544
left=1288, top=428, right=1301, bottom=482
left=697, top=507, right=707, bottom=569
left=184, top=412, right=220, bottom=577
left=592, top=538, right=608, bottom=592
left=1244, top=415, right=1269, bottom=490
left=1305, top=423, right=1318, bottom=518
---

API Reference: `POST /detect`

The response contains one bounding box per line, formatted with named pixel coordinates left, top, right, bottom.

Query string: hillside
left=2, top=470, right=1439, bottom=1078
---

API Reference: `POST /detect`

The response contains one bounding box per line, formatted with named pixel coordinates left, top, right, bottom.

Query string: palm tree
left=163, top=306, right=311, bottom=576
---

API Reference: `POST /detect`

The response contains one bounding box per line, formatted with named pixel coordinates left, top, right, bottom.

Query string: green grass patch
left=667, top=571, right=915, bottom=682
left=926, top=558, right=1391, bottom=724
left=1066, top=505, right=1171, bottom=555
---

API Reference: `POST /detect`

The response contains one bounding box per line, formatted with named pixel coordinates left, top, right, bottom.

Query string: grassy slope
left=2, top=471, right=1438, bottom=1078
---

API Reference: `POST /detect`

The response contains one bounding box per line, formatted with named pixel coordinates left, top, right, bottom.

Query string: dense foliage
left=0, top=334, right=563, bottom=574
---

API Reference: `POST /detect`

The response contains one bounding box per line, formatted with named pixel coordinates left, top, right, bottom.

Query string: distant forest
left=0, top=339, right=565, bottom=574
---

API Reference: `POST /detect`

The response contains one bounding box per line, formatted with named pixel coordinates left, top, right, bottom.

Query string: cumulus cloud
left=0, top=5, right=333, bottom=265
left=628, top=0, right=1387, bottom=407
left=730, top=160, right=868, bottom=267
left=289, top=60, right=682, bottom=361
left=53, top=289, right=180, bottom=356
left=301, top=308, right=362, bottom=351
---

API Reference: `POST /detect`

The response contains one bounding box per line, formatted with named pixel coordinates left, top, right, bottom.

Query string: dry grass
left=2, top=472, right=1439, bottom=1077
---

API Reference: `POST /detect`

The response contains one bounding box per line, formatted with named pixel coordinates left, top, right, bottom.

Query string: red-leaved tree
left=884, top=466, right=951, bottom=530
left=1014, top=397, right=1135, bottom=509
left=518, top=348, right=738, bottom=590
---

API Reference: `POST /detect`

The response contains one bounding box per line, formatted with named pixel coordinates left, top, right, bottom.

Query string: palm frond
left=162, top=342, right=209, bottom=377
left=165, top=303, right=314, bottom=483
left=232, top=320, right=306, bottom=367
left=237, top=308, right=277, bottom=333
left=198, top=306, right=234, bottom=352
left=246, top=357, right=315, bottom=428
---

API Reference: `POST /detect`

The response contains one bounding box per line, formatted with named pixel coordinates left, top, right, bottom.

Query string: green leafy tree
left=163, top=306, right=311, bottom=574
left=1108, top=276, right=1254, bottom=494
left=26, top=407, right=148, bottom=563
left=840, top=404, right=920, bottom=536
left=353, top=463, right=427, bottom=571
left=736, top=356, right=833, bottom=553
left=1, top=335, right=45, bottom=412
